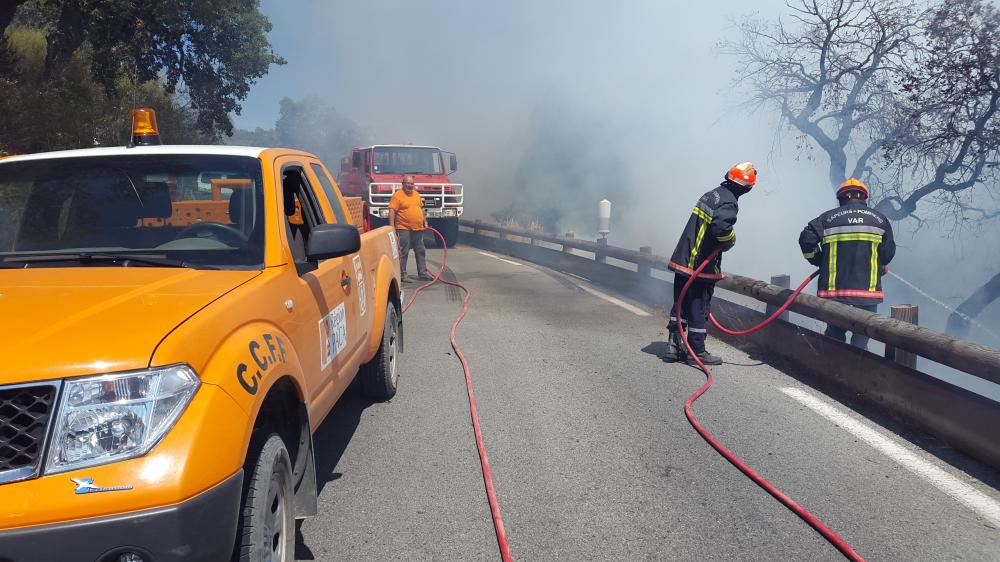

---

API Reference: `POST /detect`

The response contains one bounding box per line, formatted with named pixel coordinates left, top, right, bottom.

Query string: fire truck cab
left=338, top=145, right=463, bottom=247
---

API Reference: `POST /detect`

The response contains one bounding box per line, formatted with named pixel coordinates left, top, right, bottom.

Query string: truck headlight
left=45, top=365, right=200, bottom=474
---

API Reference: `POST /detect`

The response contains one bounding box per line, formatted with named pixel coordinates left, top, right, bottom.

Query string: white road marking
left=475, top=250, right=649, bottom=316
left=780, top=386, right=1000, bottom=528
left=476, top=251, right=524, bottom=267
left=576, top=284, right=651, bottom=316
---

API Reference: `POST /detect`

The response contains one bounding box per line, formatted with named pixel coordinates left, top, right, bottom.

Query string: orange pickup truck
left=0, top=114, right=403, bottom=561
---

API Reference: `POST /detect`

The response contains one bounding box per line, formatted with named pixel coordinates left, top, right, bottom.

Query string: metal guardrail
left=460, top=219, right=1000, bottom=386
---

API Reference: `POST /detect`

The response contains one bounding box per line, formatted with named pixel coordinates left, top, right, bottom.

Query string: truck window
left=310, top=163, right=348, bottom=224
left=0, top=155, right=265, bottom=269
left=372, top=147, right=443, bottom=174
left=281, top=166, right=326, bottom=264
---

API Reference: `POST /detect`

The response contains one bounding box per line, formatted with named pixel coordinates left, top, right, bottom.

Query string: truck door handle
left=341, top=274, right=351, bottom=288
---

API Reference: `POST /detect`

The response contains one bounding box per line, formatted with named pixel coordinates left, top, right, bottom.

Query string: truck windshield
left=372, top=147, right=443, bottom=175
left=0, top=154, right=266, bottom=269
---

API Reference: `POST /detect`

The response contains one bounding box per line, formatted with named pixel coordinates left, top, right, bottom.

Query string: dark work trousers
left=668, top=273, right=715, bottom=353
left=824, top=303, right=878, bottom=350
left=396, top=228, right=427, bottom=276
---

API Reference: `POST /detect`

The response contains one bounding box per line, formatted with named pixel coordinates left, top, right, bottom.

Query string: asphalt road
left=296, top=246, right=1000, bottom=561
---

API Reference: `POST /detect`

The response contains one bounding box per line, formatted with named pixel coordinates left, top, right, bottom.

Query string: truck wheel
left=361, top=301, right=400, bottom=400
left=439, top=218, right=460, bottom=248
left=237, top=434, right=295, bottom=562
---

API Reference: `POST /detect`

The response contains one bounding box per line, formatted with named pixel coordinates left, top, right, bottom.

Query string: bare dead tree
left=882, top=0, right=1000, bottom=222
left=723, top=0, right=1000, bottom=223
left=721, top=0, right=920, bottom=191
left=725, top=0, right=1000, bottom=337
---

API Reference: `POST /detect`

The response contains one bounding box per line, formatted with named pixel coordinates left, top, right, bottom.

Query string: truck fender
left=199, top=323, right=306, bottom=412
left=195, top=322, right=310, bottom=453
left=199, top=322, right=318, bottom=516
left=366, top=253, right=401, bottom=359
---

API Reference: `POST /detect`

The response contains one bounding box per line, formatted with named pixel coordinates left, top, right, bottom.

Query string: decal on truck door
left=353, top=255, right=367, bottom=317
left=388, top=230, right=399, bottom=259
left=319, top=303, right=348, bottom=369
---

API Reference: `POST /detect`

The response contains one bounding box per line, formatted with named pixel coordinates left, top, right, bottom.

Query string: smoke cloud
left=234, top=0, right=999, bottom=346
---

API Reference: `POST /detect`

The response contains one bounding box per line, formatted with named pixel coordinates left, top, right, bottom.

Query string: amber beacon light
left=129, top=107, right=162, bottom=146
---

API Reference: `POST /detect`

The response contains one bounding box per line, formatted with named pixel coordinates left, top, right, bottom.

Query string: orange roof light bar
left=129, top=107, right=162, bottom=146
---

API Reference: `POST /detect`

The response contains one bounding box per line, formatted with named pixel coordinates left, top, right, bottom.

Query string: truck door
left=275, top=159, right=356, bottom=421
left=341, top=150, right=359, bottom=197
left=306, top=161, right=369, bottom=368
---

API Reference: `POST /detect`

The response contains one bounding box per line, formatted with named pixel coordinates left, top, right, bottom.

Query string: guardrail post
left=474, top=219, right=482, bottom=236
left=885, top=305, right=918, bottom=368
left=765, top=274, right=791, bottom=322
left=638, top=246, right=652, bottom=278
left=595, top=238, right=607, bottom=263
left=562, top=231, right=575, bottom=253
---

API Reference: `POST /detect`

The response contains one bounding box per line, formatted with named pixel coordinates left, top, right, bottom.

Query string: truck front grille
left=0, top=382, right=59, bottom=484
left=421, top=196, right=443, bottom=208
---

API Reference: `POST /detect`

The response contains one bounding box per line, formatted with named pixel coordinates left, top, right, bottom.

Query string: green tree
left=0, top=24, right=214, bottom=153
left=1, top=0, right=284, bottom=138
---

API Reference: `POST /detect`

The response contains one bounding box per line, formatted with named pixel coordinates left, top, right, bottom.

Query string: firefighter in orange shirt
left=389, top=175, right=431, bottom=281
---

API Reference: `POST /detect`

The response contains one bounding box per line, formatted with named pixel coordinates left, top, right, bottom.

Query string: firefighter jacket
left=798, top=200, right=895, bottom=305
left=668, top=182, right=744, bottom=281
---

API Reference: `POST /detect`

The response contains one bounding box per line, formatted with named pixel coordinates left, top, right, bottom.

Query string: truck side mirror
left=352, top=152, right=361, bottom=168
left=449, top=154, right=458, bottom=172
left=306, top=224, right=361, bottom=261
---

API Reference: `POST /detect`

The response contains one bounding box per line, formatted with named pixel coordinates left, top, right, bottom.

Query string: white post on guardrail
left=598, top=199, right=611, bottom=237
left=765, top=274, right=791, bottom=322
left=886, top=305, right=919, bottom=368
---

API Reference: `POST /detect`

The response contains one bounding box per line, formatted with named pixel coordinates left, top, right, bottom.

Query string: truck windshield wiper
left=0, top=252, right=215, bottom=269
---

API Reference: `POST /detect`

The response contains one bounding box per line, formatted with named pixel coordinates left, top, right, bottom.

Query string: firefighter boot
left=688, top=350, right=723, bottom=366
left=663, top=329, right=687, bottom=362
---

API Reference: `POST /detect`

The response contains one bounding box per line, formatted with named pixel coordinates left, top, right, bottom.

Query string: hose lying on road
left=677, top=249, right=865, bottom=562
left=402, top=228, right=514, bottom=562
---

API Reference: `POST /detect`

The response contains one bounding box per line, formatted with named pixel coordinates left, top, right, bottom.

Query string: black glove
left=719, top=240, right=735, bottom=252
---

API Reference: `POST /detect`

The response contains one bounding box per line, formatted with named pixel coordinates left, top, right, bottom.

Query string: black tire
left=438, top=218, right=460, bottom=248
left=360, top=301, right=401, bottom=400
left=236, top=434, right=295, bottom=562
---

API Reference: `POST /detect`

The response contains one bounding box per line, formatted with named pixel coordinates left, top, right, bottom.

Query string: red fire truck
left=338, top=145, right=463, bottom=247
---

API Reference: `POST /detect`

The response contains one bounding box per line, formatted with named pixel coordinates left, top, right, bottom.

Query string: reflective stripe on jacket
left=798, top=200, right=896, bottom=305
left=668, top=183, right=740, bottom=281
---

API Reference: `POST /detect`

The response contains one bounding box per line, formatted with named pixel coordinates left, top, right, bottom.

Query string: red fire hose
left=708, top=270, right=819, bottom=335
left=677, top=248, right=864, bottom=561
left=401, top=227, right=514, bottom=562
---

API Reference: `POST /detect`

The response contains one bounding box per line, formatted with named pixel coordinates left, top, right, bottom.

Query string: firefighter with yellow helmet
left=799, top=178, right=896, bottom=350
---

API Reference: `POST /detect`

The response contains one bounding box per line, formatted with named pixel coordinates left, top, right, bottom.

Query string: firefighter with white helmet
left=664, top=162, right=757, bottom=365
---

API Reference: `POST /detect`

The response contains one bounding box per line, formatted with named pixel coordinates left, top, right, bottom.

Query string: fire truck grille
left=421, top=196, right=443, bottom=208
left=0, top=383, right=57, bottom=483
